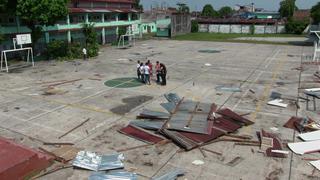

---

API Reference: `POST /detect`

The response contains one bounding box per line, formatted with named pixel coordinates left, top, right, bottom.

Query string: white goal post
left=311, top=31, right=320, bottom=62
left=0, top=34, right=34, bottom=73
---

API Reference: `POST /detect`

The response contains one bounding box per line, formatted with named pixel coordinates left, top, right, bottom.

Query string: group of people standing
left=136, top=60, right=167, bottom=86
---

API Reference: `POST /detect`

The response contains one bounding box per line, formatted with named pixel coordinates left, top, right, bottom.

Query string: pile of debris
left=284, top=116, right=320, bottom=170
left=119, top=93, right=255, bottom=151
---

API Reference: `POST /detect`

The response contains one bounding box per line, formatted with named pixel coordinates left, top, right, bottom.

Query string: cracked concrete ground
left=0, top=39, right=319, bottom=180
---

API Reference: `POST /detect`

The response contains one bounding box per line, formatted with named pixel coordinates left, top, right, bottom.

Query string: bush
left=67, top=42, right=82, bottom=59
left=87, top=43, right=99, bottom=57
left=285, top=19, right=308, bottom=34
left=47, top=40, right=68, bottom=59
left=191, top=20, right=199, bottom=33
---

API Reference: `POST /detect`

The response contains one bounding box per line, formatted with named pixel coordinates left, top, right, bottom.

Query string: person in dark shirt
left=160, top=63, right=167, bottom=86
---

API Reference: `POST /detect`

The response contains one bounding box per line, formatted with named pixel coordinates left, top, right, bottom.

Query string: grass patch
left=173, top=32, right=307, bottom=45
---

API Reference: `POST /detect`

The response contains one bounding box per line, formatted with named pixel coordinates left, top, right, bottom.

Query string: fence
left=199, top=24, right=286, bottom=34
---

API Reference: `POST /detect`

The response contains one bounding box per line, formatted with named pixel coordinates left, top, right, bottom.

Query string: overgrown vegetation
left=47, top=40, right=82, bottom=60
left=285, top=19, right=308, bottom=34
left=191, top=20, right=199, bottom=33
left=279, top=0, right=298, bottom=19
left=16, top=0, right=69, bottom=48
left=0, top=33, right=4, bottom=44
left=311, top=2, right=320, bottom=24
left=82, top=23, right=99, bottom=57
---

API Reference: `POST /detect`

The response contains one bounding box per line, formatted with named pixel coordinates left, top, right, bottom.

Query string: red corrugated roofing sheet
left=119, top=125, right=165, bottom=144
left=0, top=137, right=53, bottom=180
left=69, top=7, right=139, bottom=13
left=217, top=108, right=254, bottom=126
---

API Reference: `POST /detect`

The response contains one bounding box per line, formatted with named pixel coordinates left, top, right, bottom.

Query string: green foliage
left=311, top=2, right=320, bottom=24
left=16, top=0, right=69, bottom=46
left=0, top=33, right=4, bottom=43
left=191, top=20, right=199, bottom=33
left=47, top=40, right=68, bottom=59
left=285, top=19, right=308, bottom=34
left=0, top=0, right=7, bottom=13
left=133, top=0, right=143, bottom=11
left=118, top=26, right=127, bottom=37
left=82, top=23, right=99, bottom=57
left=201, top=4, right=218, bottom=17
left=47, top=40, right=83, bottom=60
left=177, top=3, right=190, bottom=13
left=218, top=6, right=233, bottom=18
left=279, top=0, right=297, bottom=18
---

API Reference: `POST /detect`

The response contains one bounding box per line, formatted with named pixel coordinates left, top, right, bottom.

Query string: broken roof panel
left=212, top=117, right=241, bottom=133
left=164, top=93, right=181, bottom=104
left=137, top=109, right=170, bottom=119
left=119, top=125, right=165, bottom=144
left=217, top=108, right=254, bottom=125
left=72, top=151, right=124, bottom=171
left=129, top=120, right=165, bottom=130
left=160, top=129, right=198, bottom=150
left=152, top=169, right=185, bottom=180
left=160, top=102, right=176, bottom=113
left=89, top=170, right=138, bottom=180
left=166, top=112, right=212, bottom=134
left=179, top=128, right=225, bottom=143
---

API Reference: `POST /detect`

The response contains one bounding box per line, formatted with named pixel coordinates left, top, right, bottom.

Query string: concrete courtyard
left=0, top=39, right=319, bottom=180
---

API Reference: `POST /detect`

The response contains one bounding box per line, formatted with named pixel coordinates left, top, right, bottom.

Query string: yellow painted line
left=243, top=49, right=287, bottom=134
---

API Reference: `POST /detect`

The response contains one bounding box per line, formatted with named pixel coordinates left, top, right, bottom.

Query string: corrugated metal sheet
left=137, top=109, right=169, bottom=120
left=119, top=125, right=165, bottom=144
left=160, top=129, right=198, bottom=150
left=89, top=170, right=138, bottom=180
left=164, top=93, right=181, bottom=104
left=129, top=120, right=165, bottom=130
left=72, top=151, right=124, bottom=171
left=217, top=108, right=254, bottom=125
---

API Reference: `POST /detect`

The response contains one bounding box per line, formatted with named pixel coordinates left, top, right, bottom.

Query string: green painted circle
left=104, top=77, right=144, bottom=88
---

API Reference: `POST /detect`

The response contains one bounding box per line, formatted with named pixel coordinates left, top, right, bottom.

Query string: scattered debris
left=205, top=63, right=212, bottom=66
left=267, top=99, right=288, bottom=108
left=45, top=79, right=82, bottom=88
left=59, top=118, right=91, bottom=139
left=192, top=160, right=204, bottom=165
left=89, top=170, right=138, bottom=180
left=299, top=130, right=320, bottom=141
left=119, top=93, right=254, bottom=151
left=283, top=116, right=320, bottom=132
left=51, top=145, right=82, bottom=162
left=152, top=169, right=185, bottom=180
left=39, top=147, right=68, bottom=163
left=72, top=151, right=124, bottom=171
left=258, top=129, right=286, bottom=158
left=43, top=142, right=74, bottom=146
left=42, top=87, right=68, bottom=95
left=310, top=160, right=320, bottom=171
left=198, top=49, right=221, bottom=53
left=88, top=78, right=102, bottom=81
left=249, top=89, right=255, bottom=94
left=119, top=125, right=165, bottom=144
left=0, top=137, right=53, bottom=180
left=226, top=156, right=244, bottom=167
left=215, top=85, right=242, bottom=92
left=288, top=140, right=320, bottom=155
left=30, top=165, right=73, bottom=180
left=270, top=127, right=279, bottom=132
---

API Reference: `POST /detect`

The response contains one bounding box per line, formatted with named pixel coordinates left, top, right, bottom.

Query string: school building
left=0, top=0, right=142, bottom=50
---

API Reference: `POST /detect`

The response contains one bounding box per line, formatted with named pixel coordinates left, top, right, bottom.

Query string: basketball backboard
left=16, top=34, right=32, bottom=45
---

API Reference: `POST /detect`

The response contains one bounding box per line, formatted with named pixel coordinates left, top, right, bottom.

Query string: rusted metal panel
left=179, top=128, right=225, bottom=143
left=119, top=125, right=165, bottom=144
left=217, top=108, right=254, bottom=125
left=212, top=117, right=241, bottom=133
left=160, top=129, right=198, bottom=150
left=0, top=137, right=53, bottom=180
left=137, top=109, right=170, bottom=120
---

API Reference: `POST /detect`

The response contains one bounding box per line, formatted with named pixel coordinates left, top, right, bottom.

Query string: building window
left=119, top=13, right=128, bottom=21
left=144, top=26, right=146, bottom=30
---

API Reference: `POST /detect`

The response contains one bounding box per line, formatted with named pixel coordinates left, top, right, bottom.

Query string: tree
left=218, top=6, right=233, bottom=18
left=311, top=2, right=320, bottom=24
left=0, top=0, right=16, bottom=14
left=134, top=0, right=143, bottom=11
left=177, top=3, right=190, bottom=13
left=201, top=4, right=218, bottom=17
left=285, top=19, right=308, bottom=34
left=16, top=0, right=69, bottom=47
left=279, top=0, right=298, bottom=19
left=82, top=23, right=99, bottom=57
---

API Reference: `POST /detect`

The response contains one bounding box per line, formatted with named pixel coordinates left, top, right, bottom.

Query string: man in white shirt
left=144, top=62, right=151, bottom=85
left=82, top=48, right=87, bottom=60
left=136, top=60, right=141, bottom=80
left=139, top=63, right=145, bottom=83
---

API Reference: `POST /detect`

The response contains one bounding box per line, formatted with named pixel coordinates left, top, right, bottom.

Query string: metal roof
left=69, top=7, right=139, bottom=13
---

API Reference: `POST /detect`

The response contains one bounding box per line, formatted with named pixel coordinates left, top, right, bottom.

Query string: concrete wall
left=171, top=14, right=191, bottom=37
left=199, top=23, right=285, bottom=34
